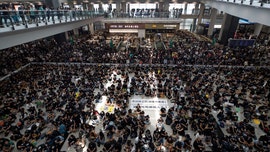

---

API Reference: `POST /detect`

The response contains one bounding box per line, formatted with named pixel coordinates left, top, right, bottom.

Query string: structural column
left=196, top=3, right=205, bottom=26
left=89, top=23, right=94, bottom=35
left=253, top=23, right=263, bottom=37
left=121, top=2, right=126, bottom=12
left=184, top=3, right=188, bottom=14
left=127, top=3, right=130, bottom=13
left=192, top=3, right=200, bottom=32
left=116, top=1, right=121, bottom=11
left=207, top=8, right=217, bottom=37
left=73, top=28, right=79, bottom=36
left=219, top=13, right=239, bottom=45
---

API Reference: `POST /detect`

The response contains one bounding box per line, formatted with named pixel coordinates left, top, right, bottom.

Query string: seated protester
left=75, top=136, right=86, bottom=149
left=103, top=137, right=116, bottom=152
left=154, top=142, right=167, bottom=152
left=135, top=104, right=142, bottom=113
left=87, top=140, right=97, bottom=152
left=130, top=125, right=138, bottom=139
left=2, top=140, right=13, bottom=152
left=123, top=140, right=133, bottom=152
left=259, top=121, right=270, bottom=134
left=174, top=136, right=184, bottom=151
left=68, top=134, right=77, bottom=147
left=9, top=125, right=23, bottom=141
left=144, top=115, right=151, bottom=125
left=238, top=134, right=254, bottom=149
left=33, top=144, right=48, bottom=152
left=193, top=137, right=205, bottom=151
left=165, top=108, right=174, bottom=125
left=54, top=135, right=65, bottom=151
left=96, top=129, right=105, bottom=147
left=164, top=135, right=174, bottom=152
left=17, top=138, right=33, bottom=152
left=160, top=107, right=167, bottom=117
left=145, top=129, right=153, bottom=143
left=89, top=131, right=98, bottom=142
left=112, top=141, right=122, bottom=152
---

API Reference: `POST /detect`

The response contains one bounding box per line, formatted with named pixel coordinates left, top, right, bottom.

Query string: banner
left=130, top=99, right=169, bottom=109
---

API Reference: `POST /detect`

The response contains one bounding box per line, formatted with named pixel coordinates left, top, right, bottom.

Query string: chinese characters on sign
left=130, top=99, right=169, bottom=109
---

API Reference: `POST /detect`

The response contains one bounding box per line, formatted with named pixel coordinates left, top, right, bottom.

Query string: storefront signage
left=107, top=23, right=145, bottom=29
left=145, top=24, right=179, bottom=29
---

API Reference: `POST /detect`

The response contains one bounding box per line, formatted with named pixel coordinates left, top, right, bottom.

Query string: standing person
left=0, top=7, right=4, bottom=27
left=50, top=7, right=55, bottom=23
left=46, top=7, right=51, bottom=22
left=10, top=6, right=19, bottom=25
left=18, top=5, right=26, bottom=25
left=38, top=6, right=45, bottom=22
left=2, top=6, right=13, bottom=27
left=29, top=5, right=36, bottom=23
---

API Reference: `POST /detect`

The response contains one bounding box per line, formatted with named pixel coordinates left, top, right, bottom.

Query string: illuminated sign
left=107, top=23, right=144, bottom=29
left=145, top=24, right=179, bottom=29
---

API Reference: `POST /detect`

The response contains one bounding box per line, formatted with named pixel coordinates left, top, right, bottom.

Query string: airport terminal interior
left=0, top=0, right=270, bottom=152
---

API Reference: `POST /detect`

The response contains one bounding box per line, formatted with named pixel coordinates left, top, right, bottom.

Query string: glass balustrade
left=0, top=9, right=224, bottom=32
left=0, top=10, right=103, bottom=31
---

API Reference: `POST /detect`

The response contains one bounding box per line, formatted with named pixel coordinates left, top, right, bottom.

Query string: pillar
left=138, top=29, right=146, bottom=38
left=65, top=31, right=69, bottom=40
left=159, top=2, right=164, bottom=11
left=116, top=1, right=121, bottom=11
left=89, top=23, right=94, bottom=35
left=88, top=3, right=94, bottom=11
left=121, top=2, right=126, bottom=12
left=253, top=23, right=263, bottom=37
left=219, top=13, right=239, bottom=45
left=73, top=28, right=79, bottom=36
left=163, top=1, right=169, bottom=11
left=197, top=3, right=205, bottom=26
left=192, top=3, right=200, bottom=32
left=98, top=3, right=103, bottom=13
left=184, top=3, right=188, bottom=14
left=127, top=3, right=130, bottom=13
left=207, top=8, right=217, bottom=37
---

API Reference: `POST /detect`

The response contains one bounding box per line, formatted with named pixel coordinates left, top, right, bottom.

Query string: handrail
left=0, top=10, right=104, bottom=30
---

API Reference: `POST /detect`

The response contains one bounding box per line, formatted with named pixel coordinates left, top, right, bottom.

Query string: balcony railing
left=0, top=10, right=103, bottom=32
left=0, top=9, right=225, bottom=32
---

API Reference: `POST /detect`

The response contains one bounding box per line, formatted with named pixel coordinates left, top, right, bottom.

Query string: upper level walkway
left=202, top=0, right=270, bottom=26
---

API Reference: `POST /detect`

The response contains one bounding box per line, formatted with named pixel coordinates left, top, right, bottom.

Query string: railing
left=0, top=10, right=104, bottom=31
left=104, top=10, right=223, bottom=19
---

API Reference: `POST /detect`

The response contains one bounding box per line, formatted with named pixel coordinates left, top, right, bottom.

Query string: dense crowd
left=1, top=30, right=270, bottom=79
left=0, top=63, right=269, bottom=152
left=0, top=28, right=270, bottom=152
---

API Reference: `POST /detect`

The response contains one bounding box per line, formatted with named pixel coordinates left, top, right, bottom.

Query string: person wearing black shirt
left=87, top=141, right=97, bottom=152
left=193, top=137, right=205, bottom=151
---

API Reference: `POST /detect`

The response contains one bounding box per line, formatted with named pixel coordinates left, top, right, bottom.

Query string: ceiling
left=0, top=0, right=200, bottom=4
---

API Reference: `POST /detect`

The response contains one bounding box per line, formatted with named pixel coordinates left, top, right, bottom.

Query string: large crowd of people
left=0, top=29, right=270, bottom=152
left=1, top=30, right=270, bottom=79
left=0, top=63, right=269, bottom=152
